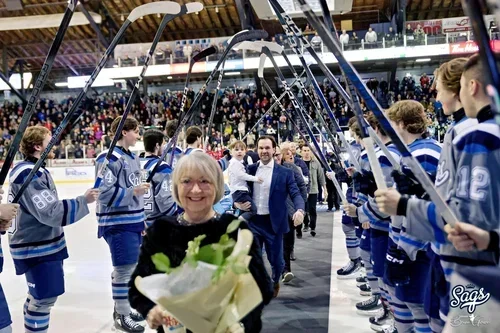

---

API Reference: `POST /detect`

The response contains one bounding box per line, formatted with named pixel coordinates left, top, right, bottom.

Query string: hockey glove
left=384, top=244, right=411, bottom=286
left=353, top=170, right=377, bottom=197
left=391, top=166, right=435, bottom=199
left=335, top=169, right=351, bottom=184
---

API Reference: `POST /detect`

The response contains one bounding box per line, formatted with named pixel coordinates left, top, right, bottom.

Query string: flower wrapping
left=134, top=228, right=263, bottom=333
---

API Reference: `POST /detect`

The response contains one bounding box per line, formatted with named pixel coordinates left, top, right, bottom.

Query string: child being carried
left=228, top=140, right=262, bottom=222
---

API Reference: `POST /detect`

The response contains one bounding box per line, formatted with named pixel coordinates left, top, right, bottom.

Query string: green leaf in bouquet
left=212, top=247, right=224, bottom=266
left=186, top=234, right=206, bottom=256
left=152, top=253, right=172, bottom=273
left=197, top=244, right=217, bottom=263
left=226, top=219, right=242, bottom=234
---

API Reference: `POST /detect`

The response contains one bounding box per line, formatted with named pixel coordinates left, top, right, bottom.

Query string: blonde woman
left=129, top=152, right=273, bottom=332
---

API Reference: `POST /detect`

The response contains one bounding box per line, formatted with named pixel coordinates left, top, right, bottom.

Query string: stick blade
left=185, top=2, right=204, bottom=14
left=231, top=30, right=268, bottom=45
left=258, top=54, right=267, bottom=78
left=128, top=1, right=181, bottom=22
left=192, top=46, right=217, bottom=62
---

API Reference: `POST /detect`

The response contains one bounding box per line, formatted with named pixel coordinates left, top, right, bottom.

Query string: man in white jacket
left=365, top=27, right=378, bottom=49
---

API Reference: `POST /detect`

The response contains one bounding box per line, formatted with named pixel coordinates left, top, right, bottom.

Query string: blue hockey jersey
left=140, top=156, right=177, bottom=226
left=8, top=161, right=90, bottom=274
left=95, top=147, right=145, bottom=238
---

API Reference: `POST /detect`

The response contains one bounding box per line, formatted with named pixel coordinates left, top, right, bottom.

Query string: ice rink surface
left=1, top=182, right=372, bottom=332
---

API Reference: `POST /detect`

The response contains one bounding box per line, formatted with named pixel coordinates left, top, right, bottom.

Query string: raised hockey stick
left=462, top=0, right=500, bottom=126
left=268, top=0, right=361, bottom=170
left=0, top=0, right=79, bottom=186
left=203, top=60, right=226, bottom=151
left=258, top=51, right=347, bottom=203
left=93, top=4, right=200, bottom=189
left=13, top=1, right=187, bottom=201
left=148, top=29, right=269, bottom=181
left=167, top=45, right=217, bottom=163
left=235, top=40, right=340, bottom=154
left=297, top=0, right=459, bottom=226
left=179, top=46, right=218, bottom=117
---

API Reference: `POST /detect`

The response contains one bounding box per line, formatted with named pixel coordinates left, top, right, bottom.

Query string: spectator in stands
left=339, top=30, right=349, bottom=49
left=364, top=27, right=377, bottom=49
left=385, top=27, right=396, bottom=46
left=350, top=32, right=359, bottom=49
left=414, top=24, right=425, bottom=44
left=184, top=44, right=193, bottom=61
left=74, top=143, right=83, bottom=159
left=310, top=32, right=322, bottom=51
left=405, top=23, right=414, bottom=36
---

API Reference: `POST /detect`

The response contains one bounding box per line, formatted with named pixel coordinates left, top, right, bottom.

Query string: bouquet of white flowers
left=134, top=220, right=262, bottom=333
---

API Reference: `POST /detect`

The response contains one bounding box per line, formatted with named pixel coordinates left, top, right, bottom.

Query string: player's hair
left=349, top=118, right=363, bottom=138
left=229, top=140, right=246, bottom=150
left=20, top=126, right=50, bottom=157
left=165, top=119, right=178, bottom=139
left=463, top=53, right=500, bottom=86
left=172, top=151, right=224, bottom=206
left=386, top=100, right=428, bottom=135
left=366, top=113, right=387, bottom=137
left=185, top=126, right=202, bottom=145
left=436, top=58, right=468, bottom=95
left=257, top=135, right=277, bottom=148
left=347, top=116, right=358, bottom=128
left=143, top=129, right=165, bottom=153
left=110, top=116, right=139, bottom=141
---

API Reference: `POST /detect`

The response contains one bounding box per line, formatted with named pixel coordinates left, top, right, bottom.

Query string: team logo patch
left=435, top=160, right=449, bottom=187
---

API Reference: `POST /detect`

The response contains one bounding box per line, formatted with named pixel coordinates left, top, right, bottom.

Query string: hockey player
left=384, top=100, right=442, bottom=333
left=376, top=54, right=500, bottom=330
left=164, top=120, right=183, bottom=168
left=140, top=129, right=177, bottom=226
left=95, top=116, right=149, bottom=333
left=8, top=126, right=98, bottom=333
left=0, top=192, right=20, bottom=333
left=335, top=117, right=363, bottom=280
left=344, top=114, right=403, bottom=331
left=183, top=126, right=230, bottom=170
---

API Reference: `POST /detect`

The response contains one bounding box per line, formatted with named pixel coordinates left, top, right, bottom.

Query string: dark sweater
left=128, top=213, right=273, bottom=333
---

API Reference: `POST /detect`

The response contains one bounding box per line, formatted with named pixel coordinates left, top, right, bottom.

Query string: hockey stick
left=240, top=71, right=308, bottom=142
left=203, top=60, right=226, bottom=151
left=238, top=39, right=346, bottom=160
left=462, top=0, right=500, bottom=126
left=13, top=1, right=187, bottom=201
left=179, top=46, right=218, bottom=117
left=235, top=40, right=341, bottom=154
left=167, top=45, right=217, bottom=163
left=94, top=5, right=198, bottom=189
left=148, top=29, right=269, bottom=181
left=318, top=0, right=400, bottom=171
left=0, top=0, right=79, bottom=186
left=258, top=51, right=347, bottom=203
left=268, top=0, right=362, bottom=170
left=297, top=0, right=459, bottom=226
left=69, top=2, right=189, bottom=129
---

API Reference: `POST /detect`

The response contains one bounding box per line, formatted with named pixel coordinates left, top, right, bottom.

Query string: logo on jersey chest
left=128, top=173, right=141, bottom=187
left=435, top=160, right=450, bottom=187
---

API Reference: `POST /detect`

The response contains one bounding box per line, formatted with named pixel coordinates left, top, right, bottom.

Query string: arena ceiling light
left=225, top=71, right=241, bottom=76
left=0, top=12, right=101, bottom=31
left=415, top=58, right=431, bottom=62
left=0, top=73, right=32, bottom=90
left=55, top=82, right=69, bottom=87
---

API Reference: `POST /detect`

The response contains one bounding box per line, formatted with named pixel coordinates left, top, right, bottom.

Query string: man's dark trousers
left=249, top=214, right=285, bottom=283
